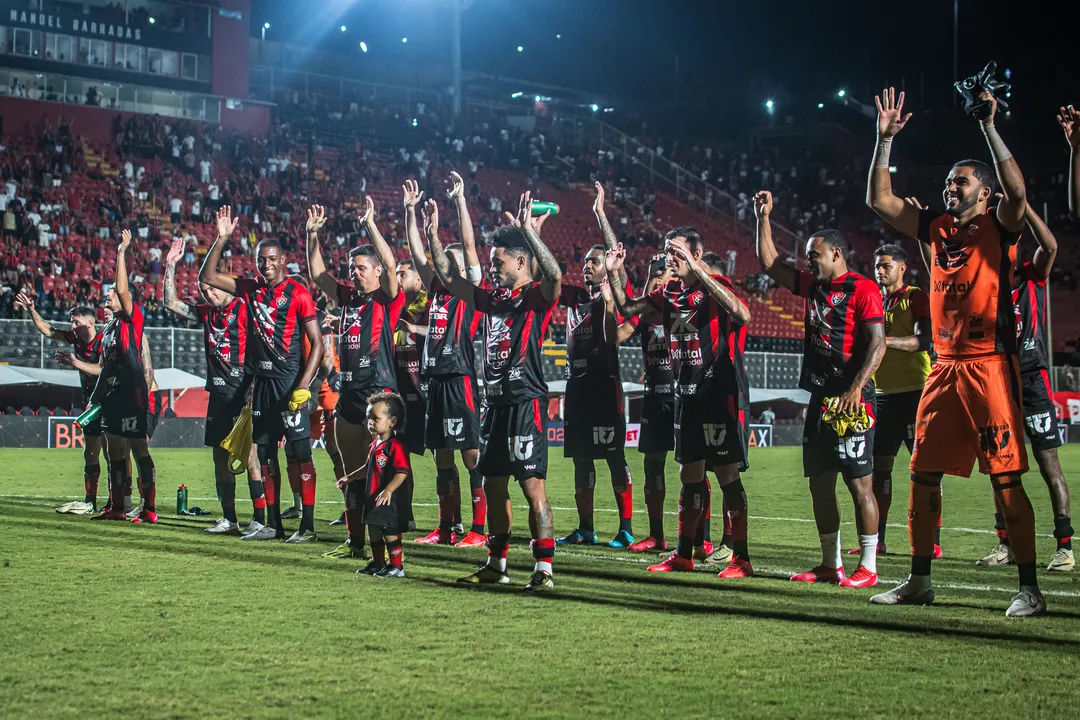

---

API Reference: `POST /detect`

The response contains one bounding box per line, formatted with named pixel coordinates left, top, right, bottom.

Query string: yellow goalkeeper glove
left=288, top=388, right=313, bottom=412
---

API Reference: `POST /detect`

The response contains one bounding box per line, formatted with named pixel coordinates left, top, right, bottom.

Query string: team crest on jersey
left=688, top=291, right=705, bottom=306
left=375, top=452, right=387, bottom=468
left=936, top=245, right=970, bottom=270
left=830, top=292, right=846, bottom=305
left=276, top=295, right=288, bottom=307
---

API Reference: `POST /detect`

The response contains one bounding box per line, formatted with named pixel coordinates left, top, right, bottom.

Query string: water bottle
left=75, top=404, right=102, bottom=429
left=177, top=484, right=188, bottom=514
left=530, top=200, right=560, bottom=216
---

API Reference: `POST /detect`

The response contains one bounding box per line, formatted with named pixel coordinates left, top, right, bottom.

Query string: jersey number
left=121, top=417, right=138, bottom=433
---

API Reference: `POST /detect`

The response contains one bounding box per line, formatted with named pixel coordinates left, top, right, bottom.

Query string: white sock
left=487, top=555, right=507, bottom=572
left=535, top=560, right=553, bottom=575
left=819, top=531, right=841, bottom=569
left=858, top=533, right=879, bottom=573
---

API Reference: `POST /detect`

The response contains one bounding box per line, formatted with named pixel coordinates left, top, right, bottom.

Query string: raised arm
left=671, top=237, right=751, bottom=326
left=1057, top=105, right=1080, bottom=218
left=1025, top=205, right=1058, bottom=281
left=56, top=350, right=101, bottom=376
left=593, top=181, right=630, bottom=294
left=14, top=292, right=63, bottom=339
left=140, top=332, right=154, bottom=392
left=505, top=191, right=561, bottom=303
left=866, top=87, right=920, bottom=239
left=598, top=277, right=620, bottom=346
left=361, top=195, right=399, bottom=298
left=305, top=204, right=337, bottom=297
left=605, top=243, right=657, bottom=323
left=163, top=238, right=196, bottom=321
left=422, top=199, right=475, bottom=301
left=199, top=205, right=240, bottom=294
left=978, top=93, right=1026, bottom=232
left=115, top=229, right=134, bottom=317
left=403, top=179, right=434, bottom=289
left=754, top=191, right=800, bottom=293
left=448, top=171, right=482, bottom=283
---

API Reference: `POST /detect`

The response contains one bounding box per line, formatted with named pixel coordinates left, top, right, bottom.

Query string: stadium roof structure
left=0, top=366, right=205, bottom=391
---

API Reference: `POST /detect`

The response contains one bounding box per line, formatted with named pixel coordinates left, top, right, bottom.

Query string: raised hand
left=903, top=196, right=927, bottom=210
left=360, top=195, right=375, bottom=225
left=306, top=204, right=327, bottom=235
left=166, top=238, right=185, bottom=266
left=118, top=228, right=132, bottom=254
left=753, top=190, right=773, bottom=219
left=593, top=181, right=606, bottom=217
left=447, top=171, right=464, bottom=200
left=665, top=236, right=694, bottom=264
left=599, top=276, right=613, bottom=303
left=14, top=292, right=33, bottom=311
left=421, top=198, right=439, bottom=236
left=1058, top=105, right=1080, bottom=148
left=402, top=178, right=424, bottom=210
left=215, top=205, right=239, bottom=238
left=604, top=243, right=625, bottom=274
left=55, top=350, right=76, bottom=367
left=875, top=87, right=912, bottom=138
left=978, top=90, right=998, bottom=126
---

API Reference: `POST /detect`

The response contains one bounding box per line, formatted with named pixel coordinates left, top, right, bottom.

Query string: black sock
left=135, top=456, right=156, bottom=512
left=720, top=479, right=750, bottom=561
left=108, top=462, right=125, bottom=510
left=217, top=479, right=238, bottom=524
left=676, top=536, right=694, bottom=560
left=911, top=555, right=932, bottom=576
left=1017, top=562, right=1038, bottom=588
left=301, top=504, right=314, bottom=532
left=1054, top=515, right=1074, bottom=550
left=468, top=467, right=485, bottom=535
left=248, top=480, right=266, bottom=524
left=643, top=456, right=665, bottom=540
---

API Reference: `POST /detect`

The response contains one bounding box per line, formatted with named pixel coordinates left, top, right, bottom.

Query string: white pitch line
left=0, top=495, right=1054, bottom=537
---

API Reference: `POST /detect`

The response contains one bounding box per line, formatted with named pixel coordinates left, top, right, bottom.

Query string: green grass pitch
left=2, top=446, right=1079, bottom=718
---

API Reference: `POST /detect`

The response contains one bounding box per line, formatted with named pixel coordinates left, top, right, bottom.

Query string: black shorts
left=249, top=374, right=310, bottom=446
left=563, top=376, right=626, bottom=459
left=874, top=390, right=921, bottom=458
left=147, top=411, right=159, bottom=441
left=101, top=384, right=149, bottom=439
left=1021, top=370, right=1062, bottom=452
left=803, top=395, right=876, bottom=481
left=477, top=397, right=548, bottom=482
left=401, top=387, right=427, bottom=456
left=638, top=396, right=675, bottom=455
left=346, top=473, right=413, bottom=535
left=673, top=389, right=749, bottom=471
left=335, top=385, right=393, bottom=426
left=205, top=390, right=247, bottom=448
left=425, top=374, right=481, bottom=451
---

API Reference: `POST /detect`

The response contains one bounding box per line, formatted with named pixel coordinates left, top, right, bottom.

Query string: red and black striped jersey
left=647, top=275, right=748, bottom=402
left=195, top=297, right=247, bottom=393
left=365, top=436, right=412, bottom=497
left=1013, top=261, right=1049, bottom=374
left=560, top=283, right=637, bottom=381
left=795, top=270, right=884, bottom=398
left=423, top=278, right=482, bottom=379
left=395, top=296, right=429, bottom=401
left=99, top=304, right=146, bottom=390
left=639, top=322, right=675, bottom=400
left=336, top=281, right=405, bottom=393
left=62, top=328, right=103, bottom=403
left=235, top=277, right=316, bottom=379
left=472, top=281, right=555, bottom=406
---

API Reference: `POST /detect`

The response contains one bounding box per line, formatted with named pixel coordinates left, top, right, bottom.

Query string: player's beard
left=945, top=193, right=978, bottom=218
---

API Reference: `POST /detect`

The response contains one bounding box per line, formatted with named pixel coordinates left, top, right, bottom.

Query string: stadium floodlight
left=401, top=37, right=408, bottom=43
left=765, top=99, right=774, bottom=110
left=556, top=33, right=562, bottom=39
left=535, top=95, right=542, bottom=102
left=511, top=91, right=524, bottom=99
left=412, top=118, right=418, bottom=127
left=889, top=166, right=898, bottom=174
left=517, top=45, right=523, bottom=52
left=360, top=41, right=368, bottom=53
left=837, top=89, right=846, bottom=98
left=590, top=104, right=599, bottom=112
left=817, top=102, right=825, bottom=109
left=1005, top=91, right=1011, bottom=98
left=341, top=25, right=347, bottom=32
left=1004, top=67, right=1012, bottom=79
left=263, top=22, right=270, bottom=29
left=149, top=17, right=155, bottom=24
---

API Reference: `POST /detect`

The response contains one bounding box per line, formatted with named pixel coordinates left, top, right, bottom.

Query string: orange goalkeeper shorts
left=910, top=354, right=1028, bottom=478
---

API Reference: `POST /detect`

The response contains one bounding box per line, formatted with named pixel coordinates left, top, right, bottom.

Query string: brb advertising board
left=546, top=423, right=776, bottom=448
left=48, top=416, right=85, bottom=449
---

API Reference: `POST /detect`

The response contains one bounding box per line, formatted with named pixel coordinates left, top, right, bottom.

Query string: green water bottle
left=75, top=403, right=101, bottom=429
left=530, top=200, right=560, bottom=216
left=177, top=484, right=188, bottom=514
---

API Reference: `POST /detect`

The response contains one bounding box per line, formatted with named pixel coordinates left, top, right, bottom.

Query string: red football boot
left=628, top=536, right=667, bottom=552
left=838, top=565, right=878, bottom=588
left=647, top=555, right=694, bottom=573
left=131, top=510, right=158, bottom=524
left=717, top=557, right=753, bottom=579
left=415, top=528, right=450, bottom=544
left=454, top=531, right=487, bottom=548
left=933, top=544, right=943, bottom=559
left=790, top=565, right=845, bottom=583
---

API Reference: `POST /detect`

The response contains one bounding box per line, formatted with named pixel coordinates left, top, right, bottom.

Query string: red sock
left=299, top=462, right=316, bottom=506
left=677, top=482, right=706, bottom=557
left=387, top=539, right=403, bottom=568
left=436, top=467, right=457, bottom=528
left=533, top=537, right=555, bottom=568
left=261, top=465, right=276, bottom=506
left=613, top=471, right=633, bottom=520
left=84, top=465, right=100, bottom=504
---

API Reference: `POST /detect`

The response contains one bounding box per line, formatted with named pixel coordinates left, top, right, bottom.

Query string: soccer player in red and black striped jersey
left=757, top=190, right=887, bottom=589
left=609, top=225, right=756, bottom=580
left=394, top=256, right=429, bottom=459
left=89, top=229, right=160, bottom=524
left=201, top=207, right=324, bottom=543
left=16, top=294, right=103, bottom=513
left=979, top=207, right=1074, bottom=571
left=428, top=191, right=561, bottom=591
left=405, top=173, right=487, bottom=548
left=163, top=237, right=265, bottom=537
left=307, top=200, right=404, bottom=560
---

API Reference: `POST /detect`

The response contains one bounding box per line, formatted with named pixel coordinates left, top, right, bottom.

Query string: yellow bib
left=874, top=286, right=931, bottom=395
